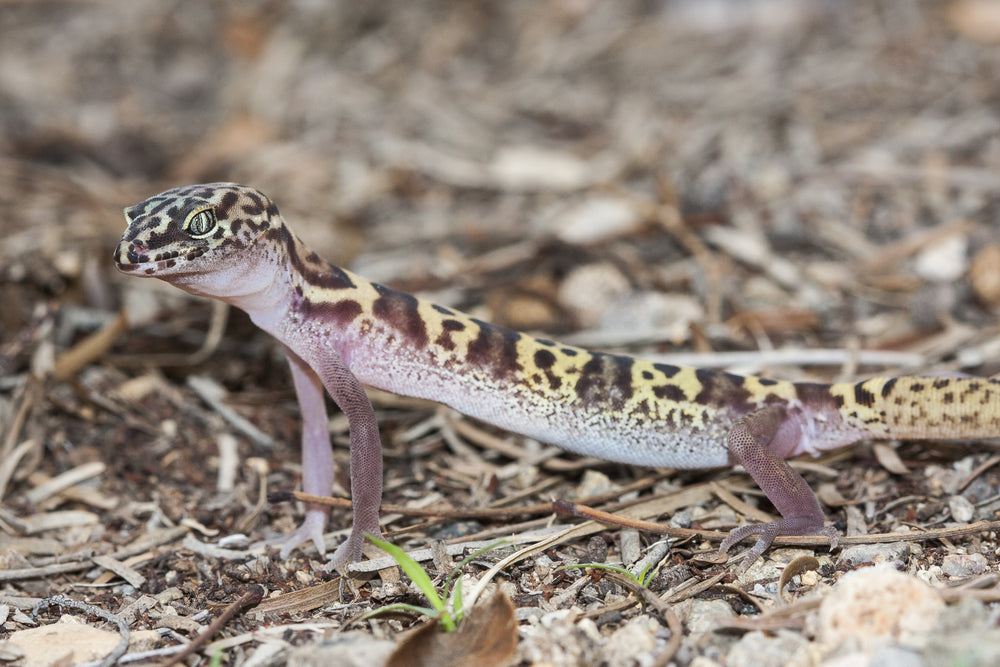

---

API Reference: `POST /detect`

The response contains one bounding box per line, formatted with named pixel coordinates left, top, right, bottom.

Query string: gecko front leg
left=307, top=346, right=385, bottom=571
left=274, top=346, right=384, bottom=569
left=274, top=347, right=337, bottom=559
left=719, top=405, right=839, bottom=571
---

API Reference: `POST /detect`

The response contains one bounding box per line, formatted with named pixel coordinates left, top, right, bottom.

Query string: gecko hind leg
left=719, top=406, right=839, bottom=572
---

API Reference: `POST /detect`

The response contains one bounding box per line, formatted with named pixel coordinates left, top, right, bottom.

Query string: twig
left=157, top=586, right=263, bottom=667
left=554, top=500, right=1000, bottom=549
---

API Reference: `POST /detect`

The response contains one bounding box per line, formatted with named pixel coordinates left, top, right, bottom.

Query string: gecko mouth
left=113, top=241, right=198, bottom=275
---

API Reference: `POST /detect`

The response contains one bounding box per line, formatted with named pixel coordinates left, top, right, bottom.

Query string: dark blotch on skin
left=433, top=304, right=456, bottom=316
left=373, top=284, right=429, bottom=349
left=693, top=369, right=752, bottom=411
left=266, top=226, right=357, bottom=290
left=642, top=370, right=654, bottom=380
left=466, top=320, right=523, bottom=379
left=653, top=384, right=686, bottom=402
left=534, top=349, right=556, bottom=370
left=854, top=382, right=877, bottom=408
left=933, top=378, right=951, bottom=390
left=215, top=190, right=239, bottom=219
left=574, top=353, right=634, bottom=408
left=243, top=189, right=264, bottom=215
left=301, top=299, right=363, bottom=327
left=653, top=363, right=681, bottom=379
left=880, top=377, right=898, bottom=398
left=435, top=319, right=466, bottom=351
left=561, top=348, right=579, bottom=357
left=796, top=382, right=838, bottom=411
left=758, top=378, right=779, bottom=386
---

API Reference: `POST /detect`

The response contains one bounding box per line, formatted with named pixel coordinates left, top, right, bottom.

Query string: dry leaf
left=386, top=590, right=517, bottom=667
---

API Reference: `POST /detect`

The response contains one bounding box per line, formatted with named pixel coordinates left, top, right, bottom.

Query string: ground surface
left=2, top=1, right=1000, bottom=665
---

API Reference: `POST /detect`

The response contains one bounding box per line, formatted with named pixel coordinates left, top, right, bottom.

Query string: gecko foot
left=254, top=509, right=328, bottom=559
left=720, top=518, right=840, bottom=573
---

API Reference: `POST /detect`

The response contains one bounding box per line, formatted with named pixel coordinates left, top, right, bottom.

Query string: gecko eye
left=184, top=208, right=217, bottom=237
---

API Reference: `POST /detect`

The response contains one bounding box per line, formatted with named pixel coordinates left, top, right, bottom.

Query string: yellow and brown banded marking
left=830, top=376, right=1000, bottom=439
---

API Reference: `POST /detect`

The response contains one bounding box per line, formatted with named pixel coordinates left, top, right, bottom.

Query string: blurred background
left=2, top=0, right=998, bottom=357
left=2, top=1, right=1000, bottom=661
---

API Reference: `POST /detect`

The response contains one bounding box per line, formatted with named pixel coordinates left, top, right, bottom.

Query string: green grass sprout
left=361, top=535, right=508, bottom=632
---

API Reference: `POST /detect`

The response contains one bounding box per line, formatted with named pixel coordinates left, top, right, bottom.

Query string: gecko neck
left=168, top=247, right=297, bottom=334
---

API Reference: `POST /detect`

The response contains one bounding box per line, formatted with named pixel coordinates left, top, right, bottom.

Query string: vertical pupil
left=190, top=211, right=211, bottom=234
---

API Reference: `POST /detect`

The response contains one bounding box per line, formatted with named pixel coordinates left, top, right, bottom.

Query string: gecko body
left=114, top=183, right=1000, bottom=570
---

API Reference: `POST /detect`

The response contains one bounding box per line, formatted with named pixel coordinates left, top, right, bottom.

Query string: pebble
left=682, top=599, right=736, bottom=636
left=970, top=243, right=1000, bottom=307
left=837, top=541, right=910, bottom=567
left=941, top=552, right=988, bottom=577
left=817, top=565, right=944, bottom=651
left=726, top=629, right=811, bottom=667
left=549, top=196, right=642, bottom=244
left=947, top=494, right=975, bottom=522
left=913, top=233, right=967, bottom=283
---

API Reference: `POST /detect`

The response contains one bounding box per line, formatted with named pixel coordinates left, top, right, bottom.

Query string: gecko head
left=114, top=182, right=282, bottom=282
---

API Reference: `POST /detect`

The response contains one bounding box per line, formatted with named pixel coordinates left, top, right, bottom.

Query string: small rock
left=869, top=645, right=924, bottom=667
left=726, top=629, right=811, bottom=667
left=948, top=495, right=975, bottom=522
left=913, top=234, right=967, bottom=283
left=587, top=535, right=609, bottom=563
left=597, top=291, right=704, bottom=345
left=490, top=145, right=589, bottom=191
left=838, top=541, right=911, bottom=567
left=549, top=196, right=642, bottom=244
left=970, top=243, right=1000, bottom=307
left=817, top=565, right=945, bottom=651
left=288, top=631, right=395, bottom=667
left=557, top=263, right=631, bottom=328
left=576, top=469, right=616, bottom=497
left=682, top=599, right=736, bottom=636
left=947, top=0, right=1000, bottom=45
left=941, top=552, right=988, bottom=577
left=598, top=615, right=660, bottom=666
left=669, top=509, right=692, bottom=528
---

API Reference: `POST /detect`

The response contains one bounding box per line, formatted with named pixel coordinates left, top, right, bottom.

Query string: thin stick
left=555, top=500, right=1000, bottom=548
left=157, top=586, right=263, bottom=667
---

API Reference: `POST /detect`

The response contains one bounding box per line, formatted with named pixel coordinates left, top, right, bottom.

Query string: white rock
left=817, top=564, right=945, bottom=650
left=914, top=234, right=968, bottom=283
left=550, top=196, right=642, bottom=244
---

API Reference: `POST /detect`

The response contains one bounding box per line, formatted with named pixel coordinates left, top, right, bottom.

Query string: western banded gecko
left=114, top=183, right=1000, bottom=571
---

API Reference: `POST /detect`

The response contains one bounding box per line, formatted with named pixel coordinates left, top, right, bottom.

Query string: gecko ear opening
left=183, top=207, right=218, bottom=237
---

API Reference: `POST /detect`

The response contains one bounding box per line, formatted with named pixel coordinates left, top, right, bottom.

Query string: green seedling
left=362, top=535, right=508, bottom=632
left=558, top=560, right=659, bottom=588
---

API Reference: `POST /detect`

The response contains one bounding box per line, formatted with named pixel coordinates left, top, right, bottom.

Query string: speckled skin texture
left=115, top=183, right=1000, bottom=570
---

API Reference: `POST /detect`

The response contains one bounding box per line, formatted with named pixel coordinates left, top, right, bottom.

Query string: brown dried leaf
left=386, top=590, right=517, bottom=667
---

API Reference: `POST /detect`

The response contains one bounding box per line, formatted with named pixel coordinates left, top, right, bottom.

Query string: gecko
left=113, top=183, right=1000, bottom=572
